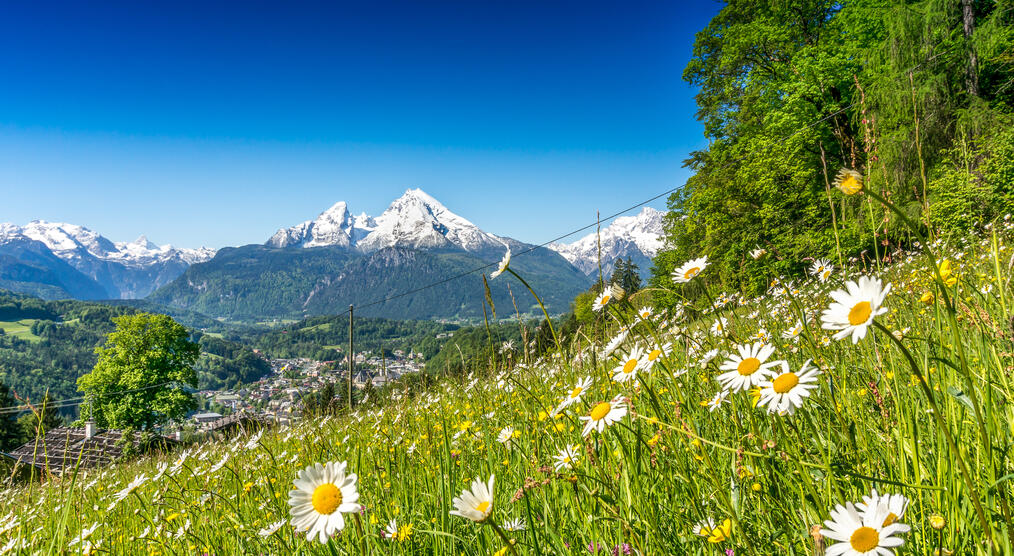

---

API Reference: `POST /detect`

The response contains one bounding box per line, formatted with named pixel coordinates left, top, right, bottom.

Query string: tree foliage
left=77, top=313, right=200, bottom=431
left=654, top=0, right=1014, bottom=299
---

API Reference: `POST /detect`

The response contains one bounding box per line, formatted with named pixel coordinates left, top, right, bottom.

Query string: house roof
left=1, top=426, right=141, bottom=475
left=202, top=412, right=271, bottom=433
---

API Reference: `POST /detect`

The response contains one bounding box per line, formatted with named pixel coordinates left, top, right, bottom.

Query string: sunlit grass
left=3, top=226, right=1014, bottom=554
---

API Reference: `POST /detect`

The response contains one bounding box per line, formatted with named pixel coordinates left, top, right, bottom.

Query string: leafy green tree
left=653, top=0, right=1014, bottom=300
left=77, top=313, right=199, bottom=431
left=0, top=382, right=23, bottom=450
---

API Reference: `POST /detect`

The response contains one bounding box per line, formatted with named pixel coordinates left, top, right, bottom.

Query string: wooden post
left=347, top=305, right=354, bottom=411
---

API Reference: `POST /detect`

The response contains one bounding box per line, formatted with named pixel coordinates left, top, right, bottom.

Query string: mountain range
left=0, top=221, right=215, bottom=300
left=550, top=206, right=665, bottom=279
left=1, top=190, right=666, bottom=321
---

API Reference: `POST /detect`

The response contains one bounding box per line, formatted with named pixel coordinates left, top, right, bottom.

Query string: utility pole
left=347, top=305, right=354, bottom=412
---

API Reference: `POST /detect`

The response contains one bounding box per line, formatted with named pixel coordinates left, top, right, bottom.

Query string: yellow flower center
left=590, top=402, right=612, bottom=421
left=883, top=512, right=898, bottom=527
left=622, top=359, right=638, bottom=374
left=839, top=175, right=862, bottom=195
left=849, top=526, right=879, bottom=552
left=684, top=267, right=700, bottom=279
left=311, top=483, right=343, bottom=515
left=737, top=357, right=761, bottom=376
left=848, top=301, right=872, bottom=326
left=772, top=372, right=799, bottom=394
left=475, top=500, right=490, bottom=514
left=648, top=349, right=662, bottom=361
left=569, top=386, right=583, bottom=398
left=600, top=295, right=610, bottom=305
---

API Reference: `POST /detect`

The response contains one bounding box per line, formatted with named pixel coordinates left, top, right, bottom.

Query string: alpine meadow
left=4, top=1, right=1014, bottom=555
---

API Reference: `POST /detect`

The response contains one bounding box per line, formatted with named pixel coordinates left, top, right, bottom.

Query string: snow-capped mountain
left=0, top=221, right=216, bottom=299
left=267, top=188, right=507, bottom=254
left=549, top=206, right=666, bottom=277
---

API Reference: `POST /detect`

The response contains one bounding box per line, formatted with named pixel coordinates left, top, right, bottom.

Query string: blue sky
left=0, top=1, right=721, bottom=249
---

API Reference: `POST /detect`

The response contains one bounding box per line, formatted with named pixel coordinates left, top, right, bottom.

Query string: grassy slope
left=0, top=320, right=40, bottom=343
left=2, top=234, right=1014, bottom=554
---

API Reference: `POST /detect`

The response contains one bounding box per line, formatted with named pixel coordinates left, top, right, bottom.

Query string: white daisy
left=636, top=306, right=654, bottom=321
left=113, top=474, right=148, bottom=503
left=710, top=317, right=728, bottom=336
left=450, top=475, right=495, bottom=523
left=809, top=259, right=832, bottom=280
left=580, top=396, right=627, bottom=436
left=716, top=342, right=783, bottom=392
left=750, top=248, right=767, bottom=260
left=782, top=321, right=804, bottom=341
left=555, top=376, right=593, bottom=414
left=698, top=348, right=719, bottom=368
left=593, top=286, right=614, bottom=312
left=641, top=342, right=672, bottom=372
left=552, top=444, right=580, bottom=472
left=703, top=390, right=730, bottom=412
left=490, top=249, right=511, bottom=279
left=612, top=345, right=645, bottom=383
left=857, top=489, right=909, bottom=528
left=756, top=360, right=821, bottom=414
left=502, top=517, right=526, bottom=531
left=258, top=519, right=286, bottom=538
left=821, top=498, right=910, bottom=555
left=288, top=461, right=362, bottom=543
left=496, top=426, right=515, bottom=444
left=672, top=256, right=708, bottom=283
left=821, top=276, right=891, bottom=343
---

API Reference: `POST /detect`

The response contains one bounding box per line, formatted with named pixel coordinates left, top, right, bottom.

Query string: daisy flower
left=552, top=444, right=580, bottom=471
left=636, top=306, right=653, bottom=320
left=502, top=518, right=526, bottom=531
left=782, top=321, right=804, bottom=341
left=450, top=475, right=495, bottom=523
left=555, top=376, right=593, bottom=414
left=490, top=249, right=511, bottom=279
left=710, top=317, right=728, bottom=336
left=593, top=286, right=614, bottom=312
left=113, top=474, right=148, bottom=503
left=698, top=348, right=719, bottom=368
left=672, top=256, right=708, bottom=283
left=258, top=520, right=286, bottom=538
left=641, top=342, right=672, bottom=372
left=756, top=360, right=821, bottom=414
left=820, top=276, right=891, bottom=343
left=821, top=499, right=910, bottom=555
left=716, top=343, right=783, bottom=392
left=384, top=519, right=413, bottom=541
left=496, top=426, right=515, bottom=444
left=600, top=327, right=629, bottom=356
left=580, top=396, right=627, bottom=436
left=833, top=168, right=864, bottom=195
left=857, top=489, right=909, bottom=528
left=612, top=346, right=644, bottom=383
left=288, top=461, right=362, bottom=543
left=703, top=390, right=730, bottom=412
left=809, top=259, right=832, bottom=280
left=750, top=248, right=767, bottom=260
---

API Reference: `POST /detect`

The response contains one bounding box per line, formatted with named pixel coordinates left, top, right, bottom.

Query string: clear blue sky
left=0, top=1, right=720, bottom=249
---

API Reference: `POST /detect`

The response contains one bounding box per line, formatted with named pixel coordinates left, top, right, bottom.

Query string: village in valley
left=193, top=349, right=426, bottom=428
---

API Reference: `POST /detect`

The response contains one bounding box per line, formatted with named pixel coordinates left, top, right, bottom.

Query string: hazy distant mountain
left=0, top=221, right=215, bottom=299
left=549, top=207, right=665, bottom=279
left=151, top=189, right=589, bottom=321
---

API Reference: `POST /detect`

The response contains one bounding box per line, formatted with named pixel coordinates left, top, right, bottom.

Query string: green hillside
left=148, top=243, right=591, bottom=322
left=0, top=290, right=270, bottom=412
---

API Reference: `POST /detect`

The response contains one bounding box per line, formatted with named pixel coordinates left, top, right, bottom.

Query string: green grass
left=4, top=231, right=1014, bottom=554
left=0, top=319, right=40, bottom=342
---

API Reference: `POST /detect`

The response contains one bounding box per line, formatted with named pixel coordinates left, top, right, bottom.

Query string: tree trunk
left=962, top=0, right=980, bottom=98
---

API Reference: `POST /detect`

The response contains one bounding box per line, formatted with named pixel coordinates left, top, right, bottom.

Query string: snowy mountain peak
left=550, top=206, right=666, bottom=277
left=267, top=189, right=507, bottom=254
left=0, top=220, right=216, bottom=299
